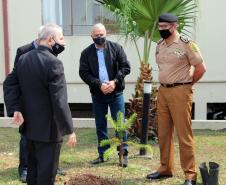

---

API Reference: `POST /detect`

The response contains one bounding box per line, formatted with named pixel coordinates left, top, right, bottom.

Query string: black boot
left=199, top=162, right=220, bottom=185
left=208, top=162, right=219, bottom=185
left=199, top=162, right=209, bottom=185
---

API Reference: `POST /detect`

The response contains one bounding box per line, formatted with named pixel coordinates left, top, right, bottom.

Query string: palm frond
left=123, top=113, right=137, bottom=130
left=100, top=137, right=121, bottom=147
left=103, top=144, right=118, bottom=161
left=105, top=114, right=117, bottom=130
left=116, top=111, right=125, bottom=131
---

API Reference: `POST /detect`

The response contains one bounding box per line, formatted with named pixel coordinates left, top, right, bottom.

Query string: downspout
left=2, top=0, right=10, bottom=117
left=2, top=0, right=10, bottom=76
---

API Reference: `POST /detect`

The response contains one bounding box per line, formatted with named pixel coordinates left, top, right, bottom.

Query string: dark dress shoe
left=183, top=179, right=196, bottom=185
left=20, top=170, right=27, bottom=183
left=146, top=171, right=172, bottom=180
left=91, top=156, right=106, bottom=164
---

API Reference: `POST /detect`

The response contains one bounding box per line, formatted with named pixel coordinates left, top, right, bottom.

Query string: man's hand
left=67, top=132, right=76, bottom=147
left=100, top=83, right=109, bottom=94
left=13, top=111, right=24, bottom=126
left=192, top=62, right=206, bottom=84
left=100, top=80, right=116, bottom=94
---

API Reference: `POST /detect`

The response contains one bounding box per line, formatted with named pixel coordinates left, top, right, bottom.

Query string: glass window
left=42, top=0, right=117, bottom=35
left=207, top=103, right=226, bottom=120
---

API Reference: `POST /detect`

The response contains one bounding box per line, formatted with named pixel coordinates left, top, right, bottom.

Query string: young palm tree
left=100, top=112, right=152, bottom=167
left=96, top=0, right=198, bottom=139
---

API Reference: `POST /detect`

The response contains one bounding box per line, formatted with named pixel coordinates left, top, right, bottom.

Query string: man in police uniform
left=146, top=13, right=206, bottom=185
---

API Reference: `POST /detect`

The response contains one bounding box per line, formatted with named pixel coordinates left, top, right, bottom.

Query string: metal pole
left=4, top=104, right=7, bottom=117
left=140, top=81, right=152, bottom=155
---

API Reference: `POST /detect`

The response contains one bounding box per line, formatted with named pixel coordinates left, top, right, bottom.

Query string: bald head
left=91, top=23, right=106, bottom=35
left=91, top=23, right=107, bottom=47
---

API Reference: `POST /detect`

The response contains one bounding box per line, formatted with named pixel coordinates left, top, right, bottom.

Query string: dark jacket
left=14, top=42, right=35, bottom=66
left=79, top=40, right=130, bottom=97
left=3, top=45, right=73, bottom=142
left=3, top=42, right=35, bottom=116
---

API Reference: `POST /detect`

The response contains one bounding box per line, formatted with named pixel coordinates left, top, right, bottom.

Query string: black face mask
left=93, top=37, right=106, bottom=45
left=52, top=41, right=65, bottom=55
left=159, top=29, right=172, bottom=39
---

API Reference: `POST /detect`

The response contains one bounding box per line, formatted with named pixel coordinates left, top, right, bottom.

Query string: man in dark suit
left=10, top=41, right=38, bottom=183
left=3, top=23, right=76, bottom=185
left=79, top=23, right=130, bottom=167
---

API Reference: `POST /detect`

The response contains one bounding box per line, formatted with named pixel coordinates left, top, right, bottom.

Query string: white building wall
left=1, top=0, right=226, bottom=120
left=7, top=0, right=42, bottom=66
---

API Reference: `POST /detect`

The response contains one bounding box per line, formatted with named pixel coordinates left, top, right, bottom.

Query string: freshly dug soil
left=64, top=174, right=119, bottom=185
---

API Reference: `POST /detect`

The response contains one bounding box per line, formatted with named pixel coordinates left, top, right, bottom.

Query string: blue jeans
left=92, top=93, right=128, bottom=157
left=18, top=134, right=28, bottom=175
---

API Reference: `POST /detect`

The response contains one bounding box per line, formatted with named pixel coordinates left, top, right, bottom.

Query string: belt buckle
left=161, top=83, right=167, bottom=88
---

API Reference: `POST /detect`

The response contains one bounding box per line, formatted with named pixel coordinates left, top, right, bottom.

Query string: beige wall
left=1, top=0, right=226, bottom=119
left=8, top=0, right=42, bottom=68
left=195, top=0, right=226, bottom=82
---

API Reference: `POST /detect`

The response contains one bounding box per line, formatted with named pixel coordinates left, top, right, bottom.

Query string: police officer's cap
left=159, top=13, right=178, bottom=23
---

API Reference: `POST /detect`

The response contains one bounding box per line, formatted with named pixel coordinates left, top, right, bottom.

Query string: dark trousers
left=18, top=134, right=28, bottom=175
left=92, top=93, right=128, bottom=157
left=27, top=140, right=62, bottom=185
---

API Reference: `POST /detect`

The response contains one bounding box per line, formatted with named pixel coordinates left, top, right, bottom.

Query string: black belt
left=161, top=82, right=192, bottom=88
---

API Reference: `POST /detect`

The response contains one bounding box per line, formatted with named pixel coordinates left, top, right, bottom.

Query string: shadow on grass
left=0, top=167, right=18, bottom=183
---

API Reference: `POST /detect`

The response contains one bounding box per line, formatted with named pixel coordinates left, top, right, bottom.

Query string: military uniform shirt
left=156, top=34, right=204, bottom=84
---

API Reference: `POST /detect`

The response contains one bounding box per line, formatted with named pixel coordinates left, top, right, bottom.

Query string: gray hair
left=38, top=23, right=62, bottom=40
left=91, top=23, right=106, bottom=34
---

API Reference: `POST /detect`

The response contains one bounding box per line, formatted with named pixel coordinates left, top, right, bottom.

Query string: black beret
left=159, top=13, right=178, bottom=23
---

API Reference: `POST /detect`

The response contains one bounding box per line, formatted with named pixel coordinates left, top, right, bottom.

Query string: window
left=0, top=104, right=4, bottom=117
left=42, top=0, right=117, bottom=35
left=207, top=103, right=226, bottom=120
left=192, top=102, right=195, bottom=120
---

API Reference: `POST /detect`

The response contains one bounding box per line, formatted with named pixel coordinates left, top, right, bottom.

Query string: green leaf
left=103, top=144, right=118, bottom=161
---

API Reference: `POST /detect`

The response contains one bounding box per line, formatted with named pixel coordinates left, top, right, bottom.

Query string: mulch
left=64, top=174, right=119, bottom=185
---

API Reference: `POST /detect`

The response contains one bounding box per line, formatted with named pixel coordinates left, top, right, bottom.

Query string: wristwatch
left=114, top=78, right=118, bottom=84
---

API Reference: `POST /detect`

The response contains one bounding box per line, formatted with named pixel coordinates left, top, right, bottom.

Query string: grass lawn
left=0, top=128, right=226, bottom=185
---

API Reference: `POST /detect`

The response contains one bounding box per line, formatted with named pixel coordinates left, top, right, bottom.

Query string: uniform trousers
left=26, top=139, right=62, bottom=185
left=157, top=84, right=196, bottom=181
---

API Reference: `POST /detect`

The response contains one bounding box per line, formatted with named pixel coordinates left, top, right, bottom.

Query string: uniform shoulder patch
left=157, top=38, right=164, bottom=45
left=180, top=36, right=189, bottom=43
left=189, top=41, right=200, bottom=52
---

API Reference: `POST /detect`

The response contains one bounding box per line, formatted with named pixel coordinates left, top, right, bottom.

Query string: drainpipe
left=2, top=0, right=10, bottom=76
left=2, top=0, right=10, bottom=117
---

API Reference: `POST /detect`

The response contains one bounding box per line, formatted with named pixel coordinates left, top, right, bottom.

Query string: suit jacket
left=3, top=42, right=36, bottom=134
left=14, top=42, right=35, bottom=66
left=79, top=40, right=130, bottom=97
left=3, top=42, right=35, bottom=116
left=3, top=45, right=73, bottom=142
